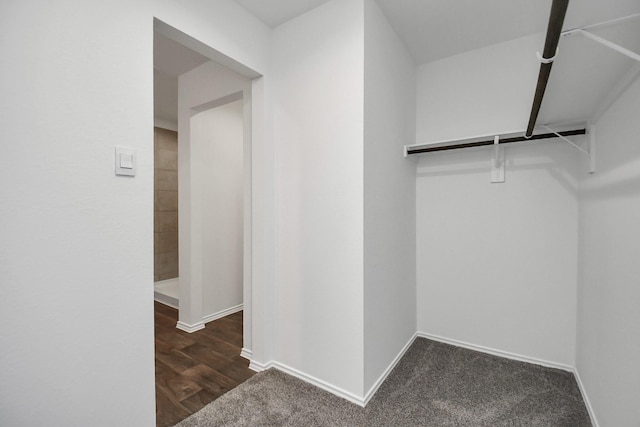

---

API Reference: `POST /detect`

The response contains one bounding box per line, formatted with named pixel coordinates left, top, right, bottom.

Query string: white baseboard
left=240, top=348, right=253, bottom=361
left=176, top=321, right=205, bottom=333
left=417, top=333, right=600, bottom=422
left=202, top=304, right=243, bottom=325
left=245, top=359, right=365, bottom=406
left=272, top=362, right=366, bottom=407
left=174, top=305, right=242, bottom=333
left=417, top=332, right=574, bottom=372
left=247, top=333, right=590, bottom=416
left=250, top=335, right=419, bottom=407
left=363, top=332, right=418, bottom=405
left=248, top=359, right=271, bottom=373
left=573, top=367, right=599, bottom=427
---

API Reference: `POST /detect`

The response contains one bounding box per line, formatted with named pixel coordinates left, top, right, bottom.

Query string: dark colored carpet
left=175, top=338, right=591, bottom=426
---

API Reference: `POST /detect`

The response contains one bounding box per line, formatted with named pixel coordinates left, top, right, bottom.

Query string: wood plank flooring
left=155, top=302, right=255, bottom=427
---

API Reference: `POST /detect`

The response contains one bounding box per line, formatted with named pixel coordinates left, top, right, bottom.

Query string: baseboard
left=176, top=321, right=205, bottom=333
left=573, top=367, right=599, bottom=427
left=363, top=332, right=418, bottom=406
left=417, top=332, right=600, bottom=424
left=202, top=304, right=243, bottom=325
left=173, top=305, right=242, bottom=333
left=271, top=362, right=366, bottom=407
left=246, top=332, right=580, bottom=412
left=245, top=358, right=365, bottom=406
left=240, top=348, right=253, bottom=361
left=417, top=332, right=574, bottom=372
left=248, top=359, right=272, bottom=373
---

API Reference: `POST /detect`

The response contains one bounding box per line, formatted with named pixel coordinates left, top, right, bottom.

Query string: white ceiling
left=234, top=0, right=332, bottom=28
left=540, top=16, right=640, bottom=126
left=378, top=0, right=640, bottom=64
left=234, top=0, right=640, bottom=65
left=155, top=1, right=640, bottom=128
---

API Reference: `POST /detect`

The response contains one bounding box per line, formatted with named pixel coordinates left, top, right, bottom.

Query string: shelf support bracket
left=540, top=124, right=595, bottom=173
left=564, top=29, right=640, bottom=62
left=561, top=13, right=640, bottom=62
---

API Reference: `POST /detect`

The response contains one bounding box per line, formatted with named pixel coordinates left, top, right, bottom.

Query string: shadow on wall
left=580, top=163, right=640, bottom=200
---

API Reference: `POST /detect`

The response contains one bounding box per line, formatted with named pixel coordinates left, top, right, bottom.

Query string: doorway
left=152, top=18, right=260, bottom=426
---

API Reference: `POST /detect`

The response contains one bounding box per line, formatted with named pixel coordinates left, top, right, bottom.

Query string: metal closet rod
left=525, top=0, right=570, bottom=138
left=407, top=128, right=586, bottom=155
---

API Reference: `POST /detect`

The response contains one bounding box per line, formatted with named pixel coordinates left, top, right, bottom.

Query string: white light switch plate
left=115, top=146, right=136, bottom=176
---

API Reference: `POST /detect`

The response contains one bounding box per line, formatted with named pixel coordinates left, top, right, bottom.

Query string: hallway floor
left=154, top=302, right=254, bottom=427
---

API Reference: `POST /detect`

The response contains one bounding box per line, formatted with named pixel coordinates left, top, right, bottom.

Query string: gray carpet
left=175, top=338, right=591, bottom=426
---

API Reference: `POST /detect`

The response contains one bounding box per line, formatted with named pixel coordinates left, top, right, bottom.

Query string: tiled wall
left=154, top=127, right=179, bottom=282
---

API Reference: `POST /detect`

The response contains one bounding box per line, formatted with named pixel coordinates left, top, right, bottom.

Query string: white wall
left=178, top=61, right=250, bottom=329
left=0, top=1, right=270, bottom=425
left=415, top=35, right=579, bottom=367
left=272, top=0, right=365, bottom=398
left=247, top=75, right=274, bottom=365
left=191, top=100, right=244, bottom=319
left=576, top=77, right=640, bottom=426
left=416, top=34, right=542, bottom=143
left=363, top=0, right=416, bottom=396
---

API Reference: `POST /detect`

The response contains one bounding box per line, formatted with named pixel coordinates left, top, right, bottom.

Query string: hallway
left=154, top=302, right=254, bottom=426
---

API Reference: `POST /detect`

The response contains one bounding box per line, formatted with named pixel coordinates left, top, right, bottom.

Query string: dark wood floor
left=155, top=302, right=255, bottom=427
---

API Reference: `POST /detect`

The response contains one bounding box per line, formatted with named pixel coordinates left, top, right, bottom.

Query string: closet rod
left=525, top=0, right=570, bottom=138
left=407, top=128, right=585, bottom=155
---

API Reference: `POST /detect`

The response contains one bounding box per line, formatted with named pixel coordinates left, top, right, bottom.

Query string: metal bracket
left=541, top=125, right=595, bottom=174
left=576, top=29, right=640, bottom=62
left=562, top=13, right=640, bottom=62
left=491, top=135, right=505, bottom=183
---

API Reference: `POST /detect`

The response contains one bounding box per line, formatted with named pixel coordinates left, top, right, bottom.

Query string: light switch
left=120, top=153, right=133, bottom=169
left=115, top=146, right=136, bottom=176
